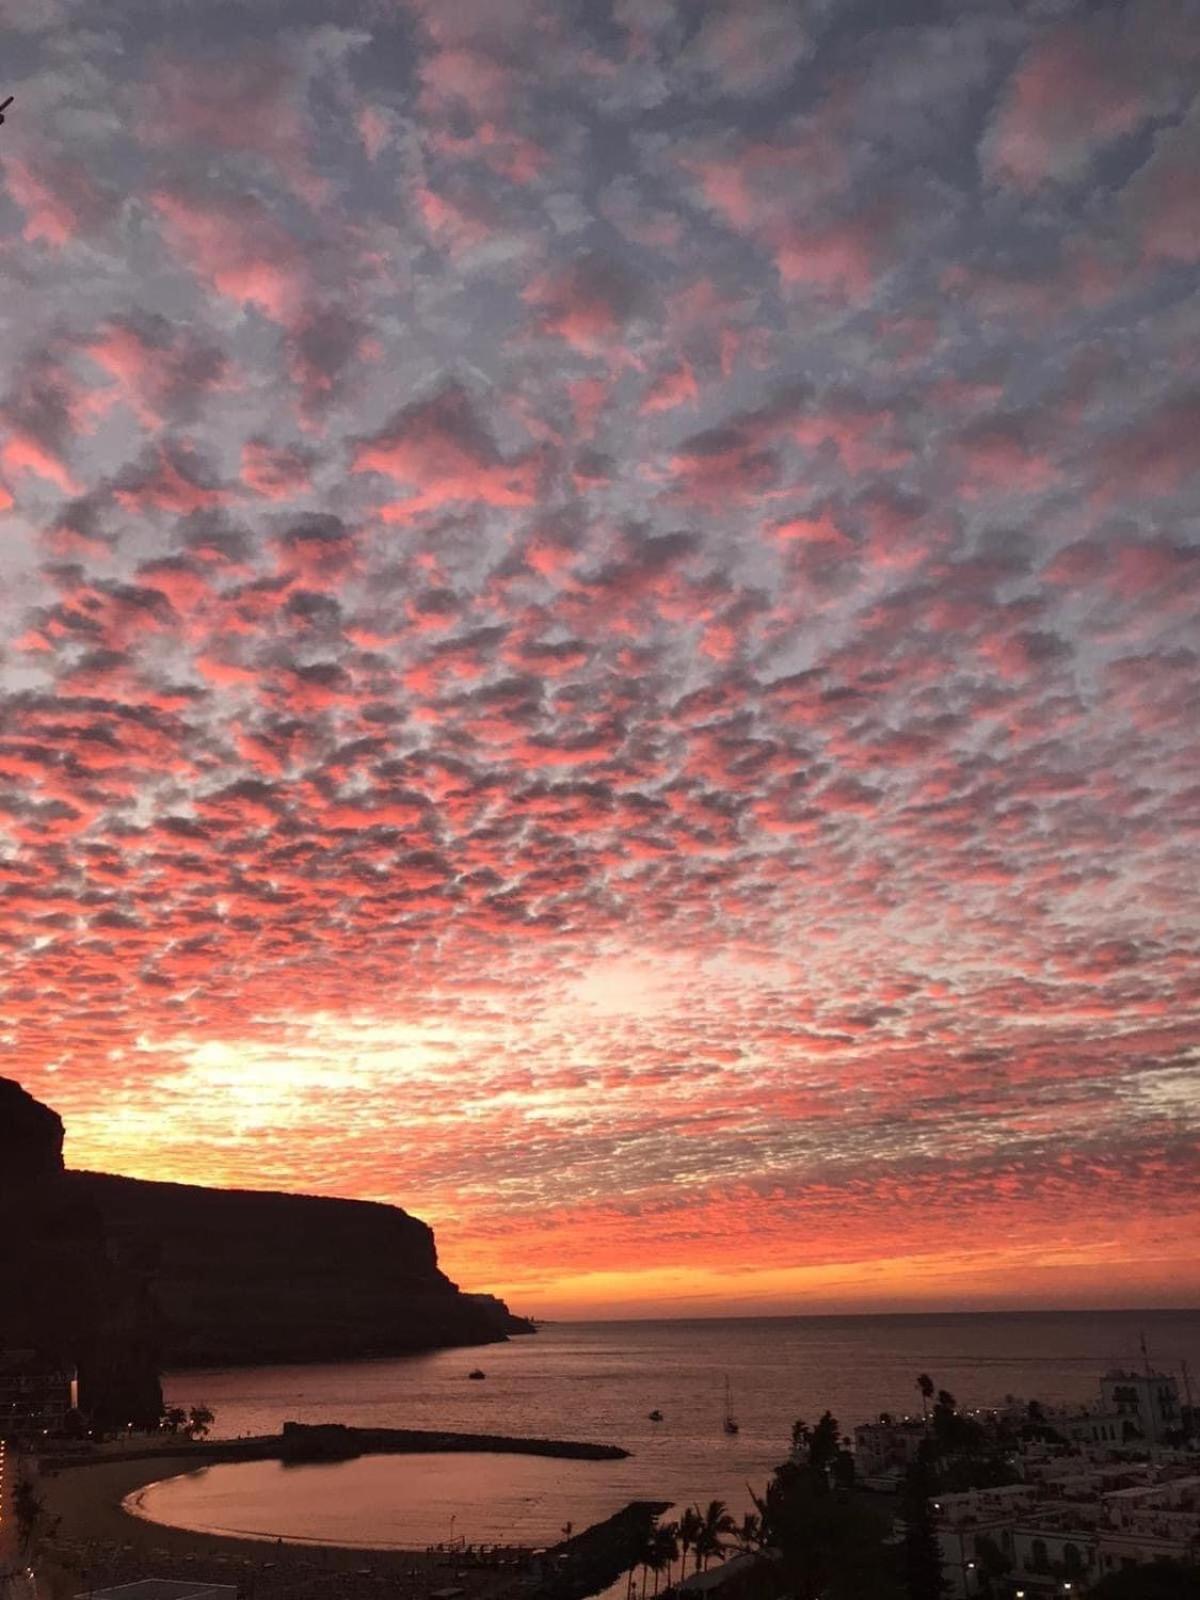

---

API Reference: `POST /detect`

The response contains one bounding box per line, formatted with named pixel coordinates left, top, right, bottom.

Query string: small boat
left=648, top=1409, right=664, bottom=1422
left=723, top=1376, right=739, bottom=1435
left=468, top=1369, right=486, bottom=1380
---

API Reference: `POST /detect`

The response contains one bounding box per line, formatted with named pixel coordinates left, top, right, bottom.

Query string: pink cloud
left=1123, top=108, right=1200, bottom=266
left=665, top=432, right=781, bottom=507
left=415, top=185, right=495, bottom=258
left=241, top=440, right=313, bottom=501
left=954, top=419, right=1060, bottom=499
left=523, top=254, right=641, bottom=354
left=771, top=506, right=853, bottom=551
left=152, top=190, right=309, bottom=321
left=136, top=557, right=216, bottom=614
left=2, top=154, right=108, bottom=246
left=685, top=126, right=846, bottom=235
left=981, top=13, right=1194, bottom=190
left=774, top=216, right=880, bottom=299
left=430, top=122, right=550, bottom=185
left=568, top=377, right=609, bottom=440
left=1092, top=392, right=1200, bottom=504
left=357, top=105, right=391, bottom=162
left=640, top=360, right=698, bottom=414
left=85, top=318, right=228, bottom=428
left=139, top=51, right=332, bottom=206
left=1109, top=538, right=1200, bottom=601
left=685, top=2, right=812, bottom=97
left=114, top=446, right=228, bottom=515
left=0, top=432, right=81, bottom=495
left=353, top=383, right=541, bottom=514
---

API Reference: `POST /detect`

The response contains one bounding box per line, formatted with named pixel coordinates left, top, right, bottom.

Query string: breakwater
left=280, top=1422, right=629, bottom=1462
left=531, top=1501, right=672, bottom=1600
left=39, top=1422, right=628, bottom=1475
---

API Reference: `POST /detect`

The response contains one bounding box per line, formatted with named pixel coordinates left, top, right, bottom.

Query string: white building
left=932, top=1484, right=1040, bottom=1598
left=853, top=1418, right=927, bottom=1488
left=934, top=1469, right=1200, bottom=1596
left=1027, top=1367, right=1185, bottom=1456
left=1099, top=1369, right=1182, bottom=1445
left=1010, top=1510, right=1101, bottom=1591
left=1055, top=1410, right=1131, bottom=1448
left=1095, top=1475, right=1200, bottom=1581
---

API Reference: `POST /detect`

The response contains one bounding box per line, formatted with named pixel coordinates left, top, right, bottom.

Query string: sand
left=32, top=1453, right=533, bottom=1600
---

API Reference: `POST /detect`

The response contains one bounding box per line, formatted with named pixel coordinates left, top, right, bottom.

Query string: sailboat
left=723, top=1375, right=739, bottom=1435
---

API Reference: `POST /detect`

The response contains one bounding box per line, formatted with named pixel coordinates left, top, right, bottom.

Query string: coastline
left=31, top=1430, right=637, bottom=1600
left=36, top=1452, right=524, bottom=1600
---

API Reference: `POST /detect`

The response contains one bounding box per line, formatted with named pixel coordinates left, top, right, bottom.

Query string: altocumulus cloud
left=0, top=0, right=1198, bottom=1313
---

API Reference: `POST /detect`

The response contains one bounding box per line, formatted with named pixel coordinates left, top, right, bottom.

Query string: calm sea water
left=139, top=1311, right=1200, bottom=1549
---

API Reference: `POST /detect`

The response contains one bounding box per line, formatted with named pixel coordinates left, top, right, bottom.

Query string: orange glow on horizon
left=3, top=0, right=1199, bottom=1334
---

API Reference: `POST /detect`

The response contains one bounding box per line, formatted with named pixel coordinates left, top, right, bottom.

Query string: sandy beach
left=33, top=1452, right=543, bottom=1600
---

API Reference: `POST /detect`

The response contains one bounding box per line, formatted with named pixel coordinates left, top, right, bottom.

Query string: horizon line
left=536, top=1305, right=1200, bottom=1324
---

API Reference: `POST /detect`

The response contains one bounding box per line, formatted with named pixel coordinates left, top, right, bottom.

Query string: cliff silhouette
left=0, top=1077, right=532, bottom=1427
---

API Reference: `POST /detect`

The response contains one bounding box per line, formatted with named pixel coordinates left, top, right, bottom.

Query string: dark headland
left=0, top=1075, right=532, bottom=1428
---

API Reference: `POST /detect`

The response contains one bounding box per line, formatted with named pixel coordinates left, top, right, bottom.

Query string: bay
left=141, top=1310, right=1200, bottom=1549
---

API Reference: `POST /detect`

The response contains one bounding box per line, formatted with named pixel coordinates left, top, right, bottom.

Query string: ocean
left=138, top=1309, right=1200, bottom=1549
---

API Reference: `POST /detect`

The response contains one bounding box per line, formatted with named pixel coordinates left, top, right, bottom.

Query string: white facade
left=1095, top=1475, right=1200, bottom=1581
left=1056, top=1411, right=1130, bottom=1448
left=1099, top=1370, right=1182, bottom=1444
left=932, top=1485, right=1040, bottom=1598
left=933, top=1469, right=1200, bottom=1596
left=853, top=1419, right=927, bottom=1481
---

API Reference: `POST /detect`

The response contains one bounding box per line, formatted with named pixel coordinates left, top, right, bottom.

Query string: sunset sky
left=1, top=0, right=1198, bottom=1318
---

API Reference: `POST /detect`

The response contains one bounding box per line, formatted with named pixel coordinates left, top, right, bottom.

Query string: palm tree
left=917, top=1373, right=934, bottom=1423
left=659, top=1521, right=681, bottom=1590
left=695, top=1499, right=736, bottom=1571
left=650, top=1522, right=679, bottom=1594
left=187, top=1403, right=214, bottom=1439
left=678, top=1506, right=703, bottom=1577
left=639, top=1529, right=654, bottom=1600
left=734, top=1511, right=762, bottom=1553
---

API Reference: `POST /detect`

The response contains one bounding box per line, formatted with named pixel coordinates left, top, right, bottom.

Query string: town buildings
left=936, top=1471, right=1200, bottom=1596
left=852, top=1416, right=929, bottom=1489
left=912, top=1369, right=1200, bottom=1597
left=0, top=1352, right=76, bottom=1440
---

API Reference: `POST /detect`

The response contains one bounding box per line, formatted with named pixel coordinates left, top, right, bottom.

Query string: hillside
left=65, top=1167, right=530, bottom=1366
left=0, top=1077, right=531, bottom=1426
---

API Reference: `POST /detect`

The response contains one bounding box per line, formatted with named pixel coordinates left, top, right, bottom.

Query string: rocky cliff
left=0, top=1077, right=164, bottom=1431
left=64, top=1168, right=531, bottom=1365
left=0, top=1076, right=64, bottom=1189
left=0, top=1077, right=532, bottom=1423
